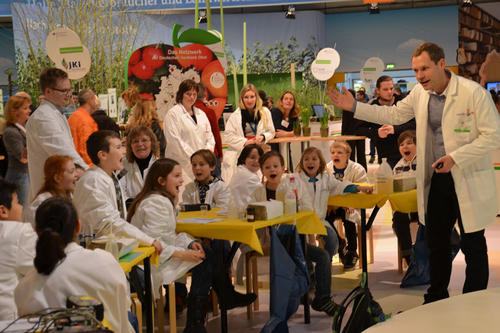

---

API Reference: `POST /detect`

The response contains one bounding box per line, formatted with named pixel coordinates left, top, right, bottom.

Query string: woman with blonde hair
left=128, top=98, right=166, bottom=157
left=122, top=87, right=140, bottom=126
left=3, top=95, right=31, bottom=206
left=222, top=84, right=275, bottom=183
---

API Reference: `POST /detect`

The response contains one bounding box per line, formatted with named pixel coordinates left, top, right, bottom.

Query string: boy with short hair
left=326, top=141, right=367, bottom=269
left=0, top=179, right=37, bottom=320
left=393, top=130, right=418, bottom=265
left=73, top=130, right=162, bottom=253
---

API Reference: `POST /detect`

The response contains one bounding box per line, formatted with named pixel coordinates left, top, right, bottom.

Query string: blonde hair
left=296, top=147, right=327, bottom=176
left=238, top=84, right=269, bottom=125
left=128, top=99, right=160, bottom=128
left=121, top=87, right=140, bottom=106
left=330, top=141, right=351, bottom=155
left=5, top=95, right=30, bottom=125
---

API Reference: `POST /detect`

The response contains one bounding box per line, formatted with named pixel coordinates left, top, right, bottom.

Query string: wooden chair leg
left=251, top=255, right=259, bottom=311
left=211, top=290, right=219, bottom=316
left=368, top=227, right=374, bottom=264
left=130, top=293, right=142, bottom=333
left=157, top=286, right=165, bottom=333
left=397, top=245, right=403, bottom=274
left=357, top=225, right=363, bottom=268
left=245, top=252, right=254, bottom=319
left=168, top=283, right=176, bottom=333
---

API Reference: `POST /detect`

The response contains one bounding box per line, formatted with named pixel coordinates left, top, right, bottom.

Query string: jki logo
left=61, top=58, right=82, bottom=70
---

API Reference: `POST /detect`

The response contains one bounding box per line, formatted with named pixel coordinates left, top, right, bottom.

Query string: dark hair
left=259, top=150, right=284, bottom=168
left=297, top=147, right=327, bottom=176
left=39, top=68, right=68, bottom=93
left=356, top=90, right=366, bottom=98
left=398, top=130, right=417, bottom=145
left=127, top=158, right=179, bottom=221
left=34, top=197, right=79, bottom=275
left=126, top=126, right=159, bottom=162
left=237, top=144, right=264, bottom=166
left=78, top=89, right=95, bottom=106
left=176, top=79, right=198, bottom=104
left=191, top=149, right=217, bottom=167
left=0, top=179, right=18, bottom=209
left=86, top=130, right=121, bottom=166
left=412, top=42, right=445, bottom=64
left=258, top=90, right=267, bottom=102
left=376, top=75, right=393, bottom=89
left=347, top=89, right=356, bottom=97
left=277, top=91, right=300, bottom=119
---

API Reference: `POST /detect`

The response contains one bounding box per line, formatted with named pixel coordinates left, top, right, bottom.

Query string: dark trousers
left=306, top=244, right=331, bottom=299
left=190, top=244, right=217, bottom=296
left=392, top=211, right=418, bottom=257
left=327, top=208, right=357, bottom=252
left=348, top=139, right=367, bottom=171
left=424, top=172, right=489, bottom=303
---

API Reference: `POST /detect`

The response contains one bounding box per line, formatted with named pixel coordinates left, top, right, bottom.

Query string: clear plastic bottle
left=375, top=158, right=394, bottom=194
left=227, top=195, right=239, bottom=219
left=284, top=188, right=297, bottom=215
left=289, top=176, right=300, bottom=211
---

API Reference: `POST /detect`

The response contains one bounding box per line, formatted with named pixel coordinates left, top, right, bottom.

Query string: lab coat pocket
left=453, top=118, right=473, bottom=145
left=466, top=169, right=495, bottom=202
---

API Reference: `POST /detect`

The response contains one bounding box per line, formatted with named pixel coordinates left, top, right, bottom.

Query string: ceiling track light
left=198, top=9, right=207, bottom=24
left=369, top=3, right=380, bottom=14
left=285, top=5, right=296, bottom=19
left=462, top=0, right=473, bottom=8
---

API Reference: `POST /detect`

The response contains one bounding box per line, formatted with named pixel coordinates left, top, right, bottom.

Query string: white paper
left=177, top=218, right=224, bottom=224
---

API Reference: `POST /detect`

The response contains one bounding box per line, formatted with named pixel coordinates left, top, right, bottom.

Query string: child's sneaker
left=311, top=296, right=340, bottom=316
left=342, top=251, right=359, bottom=270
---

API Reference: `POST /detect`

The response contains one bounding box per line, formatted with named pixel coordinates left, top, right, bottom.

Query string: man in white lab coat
left=26, top=68, right=88, bottom=201
left=327, top=42, right=500, bottom=303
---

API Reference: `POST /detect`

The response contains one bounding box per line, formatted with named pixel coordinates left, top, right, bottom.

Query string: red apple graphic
left=174, top=44, right=213, bottom=71
left=142, top=46, right=165, bottom=70
left=201, top=60, right=227, bottom=98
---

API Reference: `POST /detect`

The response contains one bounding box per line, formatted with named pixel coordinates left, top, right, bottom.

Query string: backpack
left=332, top=273, right=390, bottom=333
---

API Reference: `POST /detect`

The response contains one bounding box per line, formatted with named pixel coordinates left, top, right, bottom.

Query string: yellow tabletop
left=328, top=189, right=417, bottom=214
left=119, top=246, right=159, bottom=273
left=176, top=209, right=326, bottom=255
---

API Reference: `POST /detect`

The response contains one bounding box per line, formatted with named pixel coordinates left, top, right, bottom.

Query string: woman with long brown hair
left=127, top=98, right=166, bottom=157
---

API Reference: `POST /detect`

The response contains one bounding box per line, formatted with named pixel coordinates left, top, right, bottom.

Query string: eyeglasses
left=52, top=87, right=73, bottom=95
left=131, top=139, right=151, bottom=145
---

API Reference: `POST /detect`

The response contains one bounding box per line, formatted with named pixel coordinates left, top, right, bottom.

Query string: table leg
left=300, top=234, right=311, bottom=324
left=143, top=256, right=153, bottom=333
left=287, top=142, right=294, bottom=172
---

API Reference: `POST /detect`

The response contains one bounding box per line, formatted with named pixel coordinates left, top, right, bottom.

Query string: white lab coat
left=182, top=178, right=231, bottom=208
left=163, top=104, right=215, bottom=181
left=294, top=171, right=350, bottom=227
left=326, top=160, right=368, bottom=224
left=130, top=194, right=198, bottom=288
left=0, top=221, right=36, bottom=320
left=222, top=107, right=275, bottom=183
left=73, top=167, right=154, bottom=245
left=228, top=165, right=262, bottom=209
left=26, top=100, right=88, bottom=201
left=355, top=71, right=500, bottom=232
left=15, top=242, right=133, bottom=333
left=24, top=192, right=53, bottom=228
left=119, top=155, right=158, bottom=200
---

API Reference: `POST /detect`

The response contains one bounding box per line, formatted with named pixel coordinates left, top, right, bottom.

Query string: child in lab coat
left=326, top=141, right=368, bottom=269
left=24, top=155, right=77, bottom=227
left=0, top=179, right=36, bottom=320
left=73, top=130, right=162, bottom=253
left=228, top=144, right=264, bottom=210
left=295, top=147, right=372, bottom=264
left=127, top=158, right=256, bottom=333
left=182, top=149, right=230, bottom=208
left=15, top=197, right=134, bottom=333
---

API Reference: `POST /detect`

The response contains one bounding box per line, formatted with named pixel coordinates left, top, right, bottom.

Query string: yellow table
left=177, top=209, right=326, bottom=255
left=119, top=247, right=159, bottom=333
left=328, top=189, right=417, bottom=213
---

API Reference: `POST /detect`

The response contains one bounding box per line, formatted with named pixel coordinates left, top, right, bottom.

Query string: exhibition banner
left=12, top=0, right=337, bottom=11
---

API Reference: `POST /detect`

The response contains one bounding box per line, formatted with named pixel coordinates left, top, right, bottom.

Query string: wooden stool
left=245, top=251, right=260, bottom=319
left=130, top=293, right=142, bottom=333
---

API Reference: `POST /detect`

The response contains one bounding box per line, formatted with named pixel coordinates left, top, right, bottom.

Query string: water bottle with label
left=284, top=188, right=297, bottom=216
left=374, top=158, right=394, bottom=194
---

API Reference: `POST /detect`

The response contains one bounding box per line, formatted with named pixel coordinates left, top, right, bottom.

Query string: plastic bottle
left=289, top=176, right=300, bottom=211
left=227, top=195, right=239, bottom=219
left=276, top=180, right=288, bottom=204
left=374, top=158, right=394, bottom=194
left=284, top=176, right=298, bottom=215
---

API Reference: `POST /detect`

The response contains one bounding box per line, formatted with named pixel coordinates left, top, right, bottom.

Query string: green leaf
left=178, top=28, right=221, bottom=45
left=172, top=24, right=183, bottom=48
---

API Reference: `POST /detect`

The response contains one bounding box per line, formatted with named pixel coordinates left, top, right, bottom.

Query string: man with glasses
left=26, top=68, right=88, bottom=201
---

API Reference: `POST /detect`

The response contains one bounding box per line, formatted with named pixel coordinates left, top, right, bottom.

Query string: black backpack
left=332, top=273, right=390, bottom=333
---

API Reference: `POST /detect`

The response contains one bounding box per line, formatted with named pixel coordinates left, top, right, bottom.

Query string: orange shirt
left=68, top=107, right=98, bottom=167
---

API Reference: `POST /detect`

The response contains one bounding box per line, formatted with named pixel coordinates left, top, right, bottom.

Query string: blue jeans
left=213, top=156, right=222, bottom=179
left=320, top=225, right=338, bottom=260
left=5, top=169, right=29, bottom=206
left=128, top=311, right=139, bottom=333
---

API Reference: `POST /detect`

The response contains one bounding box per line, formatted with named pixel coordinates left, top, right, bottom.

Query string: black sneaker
left=343, top=251, right=359, bottom=270
left=311, top=296, right=340, bottom=316
left=368, top=156, right=375, bottom=164
left=337, top=237, right=347, bottom=262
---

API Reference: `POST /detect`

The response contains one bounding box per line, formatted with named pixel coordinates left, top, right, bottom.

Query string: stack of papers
left=178, top=218, right=224, bottom=224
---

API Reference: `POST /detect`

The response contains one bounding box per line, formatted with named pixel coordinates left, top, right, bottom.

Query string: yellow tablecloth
left=328, top=189, right=417, bottom=213
left=119, top=246, right=159, bottom=273
left=176, top=210, right=326, bottom=255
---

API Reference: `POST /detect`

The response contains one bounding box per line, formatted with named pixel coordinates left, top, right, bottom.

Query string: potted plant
left=319, top=104, right=330, bottom=137
left=293, top=119, right=301, bottom=136
left=301, top=107, right=313, bottom=137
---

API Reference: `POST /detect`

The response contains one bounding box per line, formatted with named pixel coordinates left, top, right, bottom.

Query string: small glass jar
left=246, top=207, right=256, bottom=222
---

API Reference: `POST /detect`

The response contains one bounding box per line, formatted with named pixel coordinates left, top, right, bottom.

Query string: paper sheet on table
left=177, top=218, right=225, bottom=224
